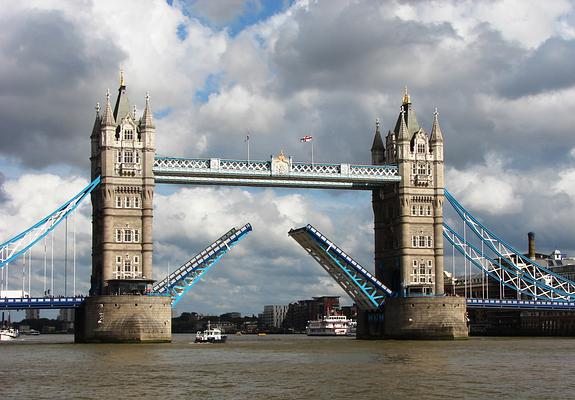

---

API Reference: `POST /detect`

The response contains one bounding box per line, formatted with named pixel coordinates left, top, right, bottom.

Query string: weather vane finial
left=402, top=85, right=410, bottom=105
left=120, top=67, right=125, bottom=87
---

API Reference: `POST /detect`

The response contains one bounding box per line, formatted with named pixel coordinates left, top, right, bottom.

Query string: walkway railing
left=153, top=157, right=399, bottom=189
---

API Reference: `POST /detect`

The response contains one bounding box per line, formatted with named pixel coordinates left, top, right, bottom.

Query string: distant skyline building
left=220, top=312, right=241, bottom=319
left=58, top=308, right=74, bottom=322
left=25, top=309, right=40, bottom=320
left=284, top=296, right=341, bottom=332
left=262, top=305, right=289, bottom=329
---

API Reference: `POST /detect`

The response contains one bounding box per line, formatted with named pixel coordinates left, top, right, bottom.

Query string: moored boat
left=306, top=315, right=355, bottom=336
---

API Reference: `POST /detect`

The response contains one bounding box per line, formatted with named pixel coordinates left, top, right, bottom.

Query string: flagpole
left=311, top=140, right=314, bottom=166
left=246, top=132, right=250, bottom=164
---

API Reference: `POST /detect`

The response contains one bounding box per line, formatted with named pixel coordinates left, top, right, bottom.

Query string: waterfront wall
left=469, top=309, right=575, bottom=336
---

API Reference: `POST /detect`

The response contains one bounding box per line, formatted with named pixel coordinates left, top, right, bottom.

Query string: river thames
left=1, top=334, right=574, bottom=399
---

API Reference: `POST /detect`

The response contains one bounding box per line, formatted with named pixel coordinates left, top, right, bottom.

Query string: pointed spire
left=430, top=107, right=444, bottom=142
left=397, top=108, right=409, bottom=141
left=113, top=70, right=132, bottom=122
left=101, top=89, right=116, bottom=127
left=371, top=117, right=384, bottom=151
left=402, top=85, right=410, bottom=105
left=91, top=102, right=101, bottom=138
left=140, top=91, right=155, bottom=129
left=120, top=68, right=125, bottom=87
left=394, top=86, right=420, bottom=136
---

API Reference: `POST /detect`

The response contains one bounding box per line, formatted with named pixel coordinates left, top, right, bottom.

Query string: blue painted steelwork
left=151, top=223, right=252, bottom=307
left=442, top=223, right=570, bottom=300
left=289, top=224, right=394, bottom=310
left=153, top=156, right=399, bottom=189
left=0, top=176, right=101, bottom=269
left=444, top=189, right=575, bottom=300
left=0, top=296, right=85, bottom=310
left=467, top=298, right=575, bottom=311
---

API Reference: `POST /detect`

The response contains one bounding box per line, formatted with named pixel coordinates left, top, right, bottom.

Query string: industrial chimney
left=528, top=232, right=536, bottom=259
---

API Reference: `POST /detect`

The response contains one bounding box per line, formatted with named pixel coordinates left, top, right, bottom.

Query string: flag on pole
left=300, top=135, right=313, bottom=142
left=245, top=134, right=250, bottom=142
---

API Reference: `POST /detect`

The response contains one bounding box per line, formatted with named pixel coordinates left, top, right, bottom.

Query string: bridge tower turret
left=78, top=73, right=170, bottom=343
left=368, top=88, right=467, bottom=339
left=90, top=75, right=156, bottom=296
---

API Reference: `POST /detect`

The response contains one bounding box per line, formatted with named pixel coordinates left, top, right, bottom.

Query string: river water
left=1, top=334, right=574, bottom=399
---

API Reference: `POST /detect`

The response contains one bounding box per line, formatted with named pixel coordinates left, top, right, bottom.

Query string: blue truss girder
left=289, top=224, right=394, bottom=310
left=151, top=223, right=252, bottom=307
left=444, top=190, right=575, bottom=300
left=0, top=296, right=85, bottom=310
left=442, top=223, right=570, bottom=300
left=0, top=176, right=101, bottom=269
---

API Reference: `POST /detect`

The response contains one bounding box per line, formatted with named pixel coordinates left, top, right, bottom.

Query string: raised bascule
left=4, top=76, right=575, bottom=341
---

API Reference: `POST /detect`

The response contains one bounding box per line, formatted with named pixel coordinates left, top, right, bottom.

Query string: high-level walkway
left=153, top=157, right=399, bottom=189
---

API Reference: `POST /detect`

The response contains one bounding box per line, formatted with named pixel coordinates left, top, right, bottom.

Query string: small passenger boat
left=0, top=328, right=20, bottom=341
left=195, top=321, right=227, bottom=343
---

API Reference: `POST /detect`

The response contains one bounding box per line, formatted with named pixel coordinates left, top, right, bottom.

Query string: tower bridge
left=3, top=78, right=575, bottom=341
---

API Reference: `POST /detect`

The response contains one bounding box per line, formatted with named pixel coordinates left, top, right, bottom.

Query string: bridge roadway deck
left=0, top=296, right=85, bottom=309
left=466, top=298, right=575, bottom=310
left=153, top=157, right=400, bottom=189
left=3, top=296, right=575, bottom=311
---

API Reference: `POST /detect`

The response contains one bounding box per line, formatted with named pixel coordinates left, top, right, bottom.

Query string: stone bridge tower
left=90, top=73, right=155, bottom=296
left=76, top=74, right=171, bottom=343
left=369, top=88, right=467, bottom=339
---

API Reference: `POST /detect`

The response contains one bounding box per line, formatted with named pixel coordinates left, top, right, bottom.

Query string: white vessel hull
left=306, top=315, right=355, bottom=336
left=0, top=328, right=20, bottom=341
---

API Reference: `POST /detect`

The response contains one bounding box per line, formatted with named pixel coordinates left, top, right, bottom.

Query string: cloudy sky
left=2, top=0, right=575, bottom=316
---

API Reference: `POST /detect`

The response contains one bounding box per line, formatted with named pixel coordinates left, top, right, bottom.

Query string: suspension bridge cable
left=21, top=251, right=25, bottom=295
left=73, top=209, right=76, bottom=296
left=64, top=216, right=68, bottom=297
left=463, top=213, right=467, bottom=299
left=43, top=236, right=47, bottom=295
left=28, top=248, right=31, bottom=297
left=481, top=229, right=485, bottom=299
left=50, top=231, right=54, bottom=297
left=451, top=242, right=455, bottom=295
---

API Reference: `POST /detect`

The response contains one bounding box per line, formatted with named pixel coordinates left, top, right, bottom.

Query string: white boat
left=0, top=328, right=20, bottom=341
left=347, top=320, right=357, bottom=336
left=195, top=321, right=227, bottom=343
left=306, top=315, right=355, bottom=336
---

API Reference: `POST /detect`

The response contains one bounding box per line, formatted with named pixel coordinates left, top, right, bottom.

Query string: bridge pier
left=75, top=295, right=171, bottom=343
left=357, top=297, right=468, bottom=339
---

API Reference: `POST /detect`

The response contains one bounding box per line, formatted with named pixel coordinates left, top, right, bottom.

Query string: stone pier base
left=357, top=296, right=468, bottom=339
left=75, top=295, right=172, bottom=343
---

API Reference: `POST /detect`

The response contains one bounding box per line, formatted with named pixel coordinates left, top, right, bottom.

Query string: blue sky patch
left=168, top=0, right=294, bottom=38
left=195, top=72, right=223, bottom=102
left=176, top=23, right=188, bottom=41
left=154, top=107, right=173, bottom=119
